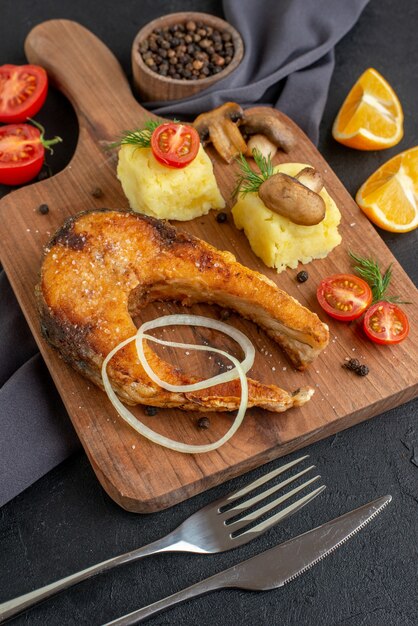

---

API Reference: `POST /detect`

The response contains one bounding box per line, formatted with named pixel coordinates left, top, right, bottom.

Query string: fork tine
left=232, top=485, right=326, bottom=541
left=221, top=455, right=310, bottom=507
left=227, top=475, right=321, bottom=529
left=222, top=465, right=316, bottom=516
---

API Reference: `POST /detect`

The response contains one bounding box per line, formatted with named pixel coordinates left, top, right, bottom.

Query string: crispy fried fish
left=37, top=210, right=329, bottom=412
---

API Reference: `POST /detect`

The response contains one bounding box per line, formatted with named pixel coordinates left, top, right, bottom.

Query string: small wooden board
left=0, top=20, right=417, bottom=512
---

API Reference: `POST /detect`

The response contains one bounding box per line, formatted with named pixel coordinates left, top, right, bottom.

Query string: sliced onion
left=101, top=315, right=252, bottom=454
left=135, top=314, right=255, bottom=392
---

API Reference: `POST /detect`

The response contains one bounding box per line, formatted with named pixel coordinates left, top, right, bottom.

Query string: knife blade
left=104, top=494, right=391, bottom=625
left=225, top=493, right=392, bottom=590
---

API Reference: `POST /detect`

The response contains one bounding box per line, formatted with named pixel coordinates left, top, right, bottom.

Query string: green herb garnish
left=233, top=149, right=274, bottom=198
left=109, top=119, right=173, bottom=150
left=349, top=251, right=411, bottom=304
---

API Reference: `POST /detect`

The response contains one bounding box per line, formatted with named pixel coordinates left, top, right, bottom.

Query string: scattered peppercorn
left=219, top=308, right=231, bottom=320
left=38, top=203, right=49, bottom=215
left=343, top=359, right=369, bottom=376
left=197, top=416, right=210, bottom=429
left=139, top=21, right=235, bottom=81
left=216, top=211, right=228, bottom=223
left=296, top=270, right=309, bottom=283
left=344, top=358, right=360, bottom=371
left=144, top=405, right=158, bottom=416
left=37, top=169, right=49, bottom=181
left=356, top=364, right=369, bottom=377
left=91, top=187, right=103, bottom=199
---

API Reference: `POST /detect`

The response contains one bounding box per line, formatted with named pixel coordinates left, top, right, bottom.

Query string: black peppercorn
left=296, top=270, right=309, bottom=283
left=356, top=364, right=369, bottom=377
left=38, top=203, right=49, bottom=215
left=197, top=417, right=210, bottom=429
left=216, top=211, right=228, bottom=223
left=91, top=187, right=103, bottom=199
left=144, top=406, right=158, bottom=416
left=37, top=170, right=49, bottom=181
left=343, top=359, right=369, bottom=376
left=344, top=358, right=361, bottom=371
left=139, top=20, right=235, bottom=81
left=219, top=308, right=231, bottom=320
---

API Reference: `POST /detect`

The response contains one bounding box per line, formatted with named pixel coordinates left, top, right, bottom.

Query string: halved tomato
left=363, top=302, right=409, bottom=344
left=317, top=274, right=373, bottom=321
left=0, top=122, right=61, bottom=186
left=0, top=65, right=48, bottom=123
left=151, top=123, right=200, bottom=168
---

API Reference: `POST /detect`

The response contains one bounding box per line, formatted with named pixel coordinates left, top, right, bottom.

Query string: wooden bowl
left=131, top=12, right=244, bottom=102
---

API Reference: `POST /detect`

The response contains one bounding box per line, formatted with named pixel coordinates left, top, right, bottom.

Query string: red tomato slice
left=317, top=273, right=373, bottom=321
left=363, top=302, right=409, bottom=344
left=0, top=124, right=46, bottom=185
left=0, top=65, right=48, bottom=123
left=151, top=123, right=200, bottom=168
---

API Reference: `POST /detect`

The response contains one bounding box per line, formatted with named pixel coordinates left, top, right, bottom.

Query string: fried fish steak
left=36, top=209, right=329, bottom=412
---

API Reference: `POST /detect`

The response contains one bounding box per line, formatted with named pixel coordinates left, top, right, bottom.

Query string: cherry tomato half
left=0, top=65, right=48, bottom=123
left=0, top=123, right=61, bottom=186
left=363, top=302, right=409, bottom=345
left=317, top=273, right=373, bottom=321
left=151, top=123, right=200, bottom=168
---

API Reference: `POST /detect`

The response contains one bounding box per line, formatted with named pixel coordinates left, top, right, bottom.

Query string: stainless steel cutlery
left=0, top=455, right=324, bottom=623
left=103, top=495, right=392, bottom=626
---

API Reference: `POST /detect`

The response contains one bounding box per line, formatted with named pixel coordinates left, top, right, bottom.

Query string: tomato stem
left=27, top=118, right=63, bottom=154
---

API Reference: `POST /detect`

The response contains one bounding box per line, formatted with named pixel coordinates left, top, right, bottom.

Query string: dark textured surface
left=1, top=1, right=417, bottom=625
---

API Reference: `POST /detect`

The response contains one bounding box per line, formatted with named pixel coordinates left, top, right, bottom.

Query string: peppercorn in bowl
left=131, top=12, right=244, bottom=102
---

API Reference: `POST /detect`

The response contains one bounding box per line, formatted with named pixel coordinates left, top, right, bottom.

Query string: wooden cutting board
left=0, top=20, right=417, bottom=513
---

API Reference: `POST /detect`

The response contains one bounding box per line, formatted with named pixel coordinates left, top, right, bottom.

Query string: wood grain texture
left=0, top=20, right=416, bottom=513
left=131, top=12, right=244, bottom=102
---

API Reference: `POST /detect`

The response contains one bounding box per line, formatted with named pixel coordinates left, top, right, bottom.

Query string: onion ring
left=101, top=315, right=253, bottom=453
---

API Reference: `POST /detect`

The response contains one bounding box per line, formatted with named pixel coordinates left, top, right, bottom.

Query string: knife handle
left=102, top=570, right=232, bottom=626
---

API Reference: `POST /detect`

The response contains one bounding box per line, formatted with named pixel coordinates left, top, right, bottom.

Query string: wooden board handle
left=24, top=19, right=150, bottom=137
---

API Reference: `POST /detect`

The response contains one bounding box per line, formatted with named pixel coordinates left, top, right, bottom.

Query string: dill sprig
left=108, top=119, right=169, bottom=150
left=349, top=251, right=411, bottom=304
left=233, top=148, right=274, bottom=198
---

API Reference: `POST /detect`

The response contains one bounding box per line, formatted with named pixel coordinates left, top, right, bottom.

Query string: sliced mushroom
left=294, top=167, right=323, bottom=193
left=258, top=173, right=326, bottom=226
left=241, top=109, right=296, bottom=154
left=193, top=102, right=247, bottom=163
left=246, top=134, right=278, bottom=159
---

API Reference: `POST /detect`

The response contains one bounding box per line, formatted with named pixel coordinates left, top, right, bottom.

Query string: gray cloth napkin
left=0, top=0, right=369, bottom=507
left=152, top=0, right=369, bottom=144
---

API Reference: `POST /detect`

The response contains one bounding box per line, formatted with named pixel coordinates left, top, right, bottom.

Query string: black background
left=1, top=1, right=417, bottom=625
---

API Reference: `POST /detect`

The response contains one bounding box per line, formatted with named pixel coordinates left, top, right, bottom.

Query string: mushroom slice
left=241, top=109, right=296, bottom=153
left=246, top=134, right=278, bottom=159
left=193, top=102, right=247, bottom=163
left=258, top=173, right=326, bottom=226
left=295, top=167, right=324, bottom=193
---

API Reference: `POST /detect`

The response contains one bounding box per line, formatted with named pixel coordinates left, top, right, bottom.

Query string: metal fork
left=0, top=455, right=325, bottom=623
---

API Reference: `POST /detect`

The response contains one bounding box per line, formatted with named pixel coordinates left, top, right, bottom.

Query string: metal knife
left=103, top=494, right=391, bottom=626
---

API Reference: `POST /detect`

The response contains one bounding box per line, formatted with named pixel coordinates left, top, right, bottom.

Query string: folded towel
left=0, top=0, right=369, bottom=507
left=151, top=0, right=369, bottom=144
